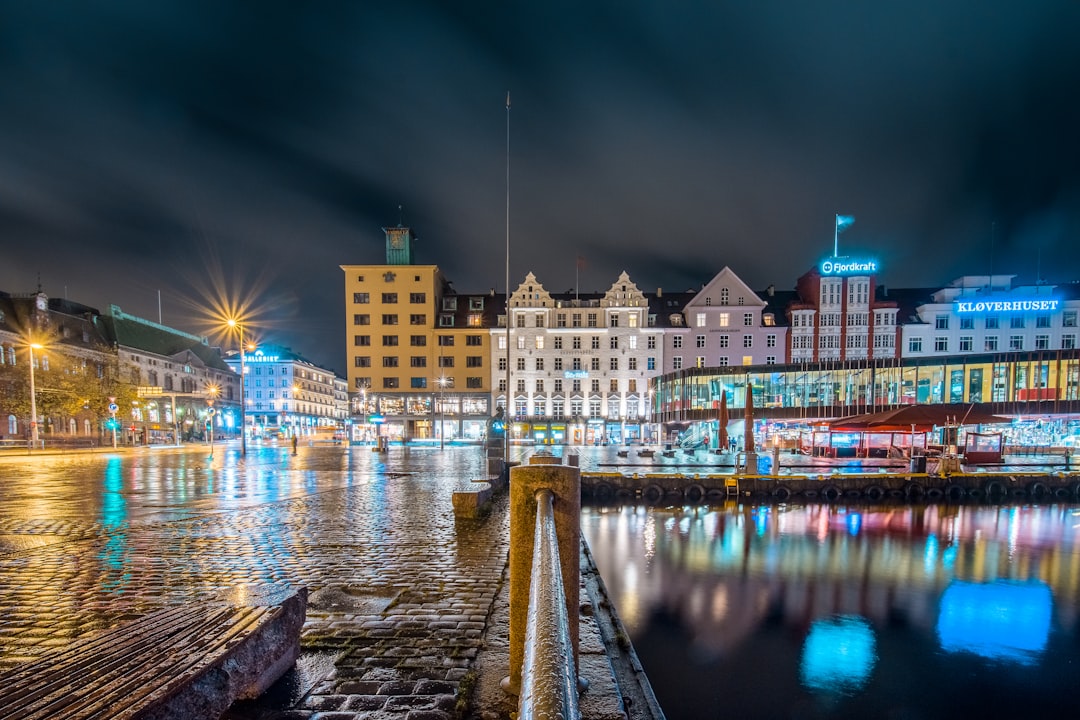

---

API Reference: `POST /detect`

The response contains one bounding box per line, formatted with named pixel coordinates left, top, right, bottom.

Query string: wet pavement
left=0, top=443, right=511, bottom=719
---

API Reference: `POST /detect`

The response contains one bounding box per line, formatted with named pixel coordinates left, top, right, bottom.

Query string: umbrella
left=744, top=384, right=756, bottom=454
left=718, top=391, right=729, bottom=450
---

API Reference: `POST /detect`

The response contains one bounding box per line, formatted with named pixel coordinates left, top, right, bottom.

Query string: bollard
left=503, top=455, right=580, bottom=696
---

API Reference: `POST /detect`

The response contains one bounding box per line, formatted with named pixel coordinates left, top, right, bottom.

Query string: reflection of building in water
left=582, top=503, right=1080, bottom=662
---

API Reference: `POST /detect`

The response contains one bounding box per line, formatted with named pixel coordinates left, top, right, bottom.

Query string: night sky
left=3, top=1, right=1079, bottom=373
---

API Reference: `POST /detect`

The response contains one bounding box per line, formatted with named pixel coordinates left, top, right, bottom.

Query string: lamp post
left=27, top=341, right=43, bottom=452
left=438, top=375, right=449, bottom=450
left=227, top=318, right=248, bottom=457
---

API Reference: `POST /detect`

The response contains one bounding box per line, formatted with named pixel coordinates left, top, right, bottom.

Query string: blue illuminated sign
left=820, top=258, right=878, bottom=275
left=564, top=370, right=588, bottom=380
left=955, top=299, right=1059, bottom=314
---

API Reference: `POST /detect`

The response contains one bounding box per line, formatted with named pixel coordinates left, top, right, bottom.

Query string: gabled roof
left=685, top=267, right=766, bottom=309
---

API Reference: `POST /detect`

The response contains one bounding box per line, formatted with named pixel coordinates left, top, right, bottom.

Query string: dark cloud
left=2, top=0, right=1079, bottom=373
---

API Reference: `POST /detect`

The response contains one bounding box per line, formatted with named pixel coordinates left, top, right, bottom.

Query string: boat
left=637, top=449, right=656, bottom=458
left=661, top=450, right=676, bottom=458
left=616, top=450, right=629, bottom=458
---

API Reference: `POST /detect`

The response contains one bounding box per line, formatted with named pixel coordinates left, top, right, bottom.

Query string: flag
left=836, top=215, right=855, bottom=233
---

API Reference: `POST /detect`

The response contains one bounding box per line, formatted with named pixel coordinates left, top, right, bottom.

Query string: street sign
left=207, top=408, right=216, bottom=416
left=108, top=403, right=119, bottom=413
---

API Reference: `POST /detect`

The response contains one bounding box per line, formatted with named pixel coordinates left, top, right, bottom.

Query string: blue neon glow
left=936, top=580, right=1052, bottom=665
left=800, top=615, right=878, bottom=695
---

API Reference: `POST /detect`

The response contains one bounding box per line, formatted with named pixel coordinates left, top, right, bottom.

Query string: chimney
left=767, top=284, right=775, bottom=297
left=657, top=287, right=663, bottom=297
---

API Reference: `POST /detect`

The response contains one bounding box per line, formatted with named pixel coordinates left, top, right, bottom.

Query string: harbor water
left=582, top=499, right=1080, bottom=720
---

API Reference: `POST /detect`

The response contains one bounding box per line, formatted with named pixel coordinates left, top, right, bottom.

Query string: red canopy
left=828, top=404, right=1011, bottom=432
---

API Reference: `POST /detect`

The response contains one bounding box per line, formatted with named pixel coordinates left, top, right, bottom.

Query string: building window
left=1036, top=315, right=1051, bottom=328
left=353, top=292, right=369, bottom=304
left=959, top=317, right=974, bottom=330
left=609, top=314, right=619, bottom=328
left=672, top=336, right=683, bottom=349
left=516, top=357, right=526, bottom=371
left=716, top=356, right=729, bottom=366
left=744, top=313, right=753, bottom=326
left=647, top=335, right=656, bottom=349
left=909, top=338, right=923, bottom=353
left=647, top=357, right=655, bottom=370
left=720, top=288, right=729, bottom=305
left=628, top=357, right=638, bottom=370
left=588, top=313, right=598, bottom=327
left=985, top=336, right=998, bottom=351
left=610, top=337, right=619, bottom=350
left=572, top=313, right=581, bottom=328
left=354, top=356, right=371, bottom=367
left=498, top=357, right=507, bottom=371
left=1035, top=335, right=1050, bottom=350
left=354, top=335, right=370, bottom=346
left=410, top=356, right=426, bottom=367
left=438, top=336, right=455, bottom=346
left=410, top=335, right=426, bottom=346
left=517, top=379, right=526, bottom=392
left=572, top=336, right=582, bottom=349
left=719, top=335, right=729, bottom=348
left=467, top=377, right=482, bottom=388
left=1010, top=335, right=1024, bottom=350
left=985, top=317, right=999, bottom=329
left=466, top=335, right=483, bottom=346
left=382, top=314, right=398, bottom=325
left=609, top=357, right=618, bottom=371
left=439, top=357, right=455, bottom=368
left=556, top=313, right=567, bottom=328
left=409, top=314, right=426, bottom=325
left=934, top=337, right=948, bottom=352
left=696, top=313, right=706, bottom=327
left=439, top=315, right=454, bottom=327
left=672, top=356, right=683, bottom=370
left=382, top=293, right=397, bottom=303
left=353, top=314, right=370, bottom=325
left=382, top=336, right=398, bottom=346
left=382, top=357, right=399, bottom=368
left=1010, top=316, right=1025, bottom=329
left=959, top=336, right=973, bottom=352
left=766, top=356, right=776, bottom=364
left=718, top=312, right=729, bottom=327
left=935, top=315, right=949, bottom=330
left=696, top=335, right=706, bottom=348
left=591, top=336, right=600, bottom=349
left=410, top=377, right=426, bottom=389
left=1063, top=335, right=1076, bottom=350
left=743, top=335, right=753, bottom=348
left=442, top=297, right=457, bottom=311
left=554, top=379, right=563, bottom=392
left=554, top=337, right=563, bottom=349
left=410, top=292, right=426, bottom=303
left=536, top=336, right=544, bottom=350
left=590, top=357, right=600, bottom=371
left=1063, top=311, right=1077, bottom=328
left=554, top=358, right=563, bottom=371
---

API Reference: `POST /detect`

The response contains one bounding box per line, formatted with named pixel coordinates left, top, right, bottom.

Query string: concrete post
left=503, top=453, right=580, bottom=696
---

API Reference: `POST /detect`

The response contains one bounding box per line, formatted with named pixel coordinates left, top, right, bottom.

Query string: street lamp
left=437, top=375, right=450, bottom=450
left=27, top=341, right=43, bottom=452
left=226, top=318, right=248, bottom=457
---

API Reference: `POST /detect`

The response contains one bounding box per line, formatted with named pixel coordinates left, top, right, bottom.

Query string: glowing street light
left=27, top=340, right=43, bottom=452
left=206, top=383, right=220, bottom=458
left=226, top=317, right=250, bottom=457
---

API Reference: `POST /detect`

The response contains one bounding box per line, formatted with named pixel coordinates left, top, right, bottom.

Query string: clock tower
left=384, top=226, right=415, bottom=266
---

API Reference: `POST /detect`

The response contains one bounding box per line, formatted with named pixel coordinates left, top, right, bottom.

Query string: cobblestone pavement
left=0, top=444, right=512, bottom=719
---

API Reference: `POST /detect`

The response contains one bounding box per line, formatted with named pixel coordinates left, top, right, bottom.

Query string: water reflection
left=582, top=501, right=1080, bottom=720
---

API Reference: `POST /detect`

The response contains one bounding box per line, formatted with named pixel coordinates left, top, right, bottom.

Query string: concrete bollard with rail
left=502, top=451, right=581, bottom=698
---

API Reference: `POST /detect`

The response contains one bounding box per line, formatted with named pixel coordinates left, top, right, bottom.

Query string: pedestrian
left=291, top=435, right=298, bottom=455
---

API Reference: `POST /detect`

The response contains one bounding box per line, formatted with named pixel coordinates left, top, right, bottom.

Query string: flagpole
left=504, top=91, right=511, bottom=463
left=834, top=214, right=839, bottom=257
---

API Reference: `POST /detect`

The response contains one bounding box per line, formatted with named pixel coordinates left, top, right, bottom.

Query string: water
left=582, top=501, right=1080, bottom=720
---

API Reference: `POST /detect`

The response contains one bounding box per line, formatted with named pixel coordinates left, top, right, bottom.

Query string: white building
left=903, top=275, right=1080, bottom=358
left=223, top=344, right=342, bottom=439
left=490, top=271, right=665, bottom=445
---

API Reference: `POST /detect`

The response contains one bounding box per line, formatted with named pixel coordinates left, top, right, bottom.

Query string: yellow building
left=341, top=227, right=494, bottom=444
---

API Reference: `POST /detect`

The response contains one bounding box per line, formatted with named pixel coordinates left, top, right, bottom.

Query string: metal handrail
left=519, top=488, right=580, bottom=720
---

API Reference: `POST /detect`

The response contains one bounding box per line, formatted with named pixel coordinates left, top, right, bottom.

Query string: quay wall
left=582, top=470, right=1080, bottom=504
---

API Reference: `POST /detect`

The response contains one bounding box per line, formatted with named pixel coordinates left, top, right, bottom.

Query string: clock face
left=390, top=232, right=405, bottom=249
left=36, top=296, right=47, bottom=310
